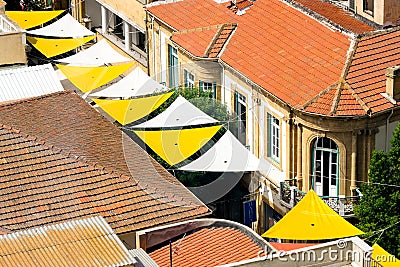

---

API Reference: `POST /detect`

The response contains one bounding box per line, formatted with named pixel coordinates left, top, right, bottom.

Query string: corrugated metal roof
left=130, top=249, right=159, bottom=267
left=0, top=64, right=63, bottom=103
left=0, top=216, right=137, bottom=267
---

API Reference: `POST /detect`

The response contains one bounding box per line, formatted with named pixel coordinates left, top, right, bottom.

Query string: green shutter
left=267, top=113, right=272, bottom=157
left=184, top=69, right=188, bottom=88
left=212, top=82, right=216, bottom=99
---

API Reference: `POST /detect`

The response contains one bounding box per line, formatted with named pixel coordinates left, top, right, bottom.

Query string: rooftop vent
left=386, top=66, right=400, bottom=101
left=228, top=0, right=255, bottom=15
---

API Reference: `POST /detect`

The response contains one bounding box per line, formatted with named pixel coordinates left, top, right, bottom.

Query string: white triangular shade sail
left=131, top=96, right=217, bottom=128
left=179, top=130, right=260, bottom=172
left=56, top=39, right=132, bottom=66
left=90, top=67, right=168, bottom=98
left=28, top=13, right=94, bottom=38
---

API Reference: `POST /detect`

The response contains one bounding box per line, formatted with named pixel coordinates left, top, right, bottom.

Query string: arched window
left=311, top=137, right=339, bottom=197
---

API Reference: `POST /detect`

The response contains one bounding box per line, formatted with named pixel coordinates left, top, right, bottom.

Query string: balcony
left=97, top=28, right=148, bottom=68
left=279, top=181, right=362, bottom=217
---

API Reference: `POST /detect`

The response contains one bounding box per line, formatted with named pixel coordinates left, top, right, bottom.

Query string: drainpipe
left=385, top=108, right=394, bottom=152
left=151, top=16, right=156, bottom=80
left=221, top=63, right=226, bottom=104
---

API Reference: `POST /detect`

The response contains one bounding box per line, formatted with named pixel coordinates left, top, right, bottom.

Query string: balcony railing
left=97, top=28, right=148, bottom=67
left=0, top=15, right=18, bottom=33
left=279, top=181, right=362, bottom=216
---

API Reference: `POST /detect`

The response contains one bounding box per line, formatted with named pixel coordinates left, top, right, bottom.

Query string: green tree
left=354, top=124, right=400, bottom=258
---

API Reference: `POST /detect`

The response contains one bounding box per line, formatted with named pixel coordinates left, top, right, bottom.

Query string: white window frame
left=268, top=113, right=280, bottom=163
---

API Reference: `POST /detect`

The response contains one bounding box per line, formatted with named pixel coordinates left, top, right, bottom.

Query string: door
left=312, top=138, right=338, bottom=197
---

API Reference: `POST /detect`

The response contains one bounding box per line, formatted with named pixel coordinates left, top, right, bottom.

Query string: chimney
left=386, top=66, right=400, bottom=100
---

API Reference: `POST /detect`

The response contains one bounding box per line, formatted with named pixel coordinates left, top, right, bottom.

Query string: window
left=363, top=0, right=374, bottom=15
left=267, top=113, right=280, bottom=163
left=137, top=31, right=146, bottom=52
left=311, top=137, right=339, bottom=197
left=184, top=70, right=194, bottom=89
left=199, top=81, right=216, bottom=98
left=234, top=91, right=246, bottom=145
left=168, top=45, right=178, bottom=88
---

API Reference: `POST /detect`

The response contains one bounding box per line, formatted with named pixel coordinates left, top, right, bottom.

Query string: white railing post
left=339, top=195, right=345, bottom=216
left=290, top=186, right=296, bottom=208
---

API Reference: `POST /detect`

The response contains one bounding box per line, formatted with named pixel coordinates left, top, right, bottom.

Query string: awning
left=179, top=131, right=260, bottom=172
left=26, top=13, right=95, bottom=57
left=133, top=125, right=222, bottom=166
left=93, top=91, right=174, bottom=125
left=5, top=10, right=64, bottom=29
left=56, top=62, right=134, bottom=92
left=27, top=36, right=96, bottom=58
left=90, top=67, right=168, bottom=98
left=262, top=190, right=364, bottom=240
left=27, top=13, right=94, bottom=38
left=131, top=96, right=217, bottom=128
left=56, top=39, right=133, bottom=66
left=372, top=244, right=399, bottom=267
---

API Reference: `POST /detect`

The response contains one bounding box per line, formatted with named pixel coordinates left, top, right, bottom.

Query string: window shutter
left=184, top=69, right=188, bottom=88
left=212, top=82, right=217, bottom=99
left=267, top=113, right=272, bottom=157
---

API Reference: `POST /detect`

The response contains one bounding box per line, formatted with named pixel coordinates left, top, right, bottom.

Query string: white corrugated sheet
left=0, top=63, right=64, bottom=102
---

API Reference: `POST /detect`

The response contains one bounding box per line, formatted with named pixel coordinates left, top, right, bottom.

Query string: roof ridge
left=348, top=86, right=371, bottom=115
left=329, top=78, right=345, bottom=115
left=0, top=91, right=70, bottom=109
left=283, top=0, right=357, bottom=37
left=204, top=23, right=237, bottom=57
left=301, top=82, right=338, bottom=109
left=358, top=25, right=400, bottom=39
left=340, top=38, right=360, bottom=80
left=0, top=123, right=136, bottom=184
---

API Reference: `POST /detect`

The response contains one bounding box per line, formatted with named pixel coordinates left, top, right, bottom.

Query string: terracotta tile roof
left=291, top=0, right=375, bottom=34
left=148, top=0, right=351, bottom=110
left=0, top=92, right=210, bottom=234
left=235, top=0, right=254, bottom=11
left=268, top=242, right=318, bottom=251
left=345, top=29, right=400, bottom=114
left=0, top=216, right=138, bottom=267
left=149, top=226, right=263, bottom=267
left=148, top=0, right=400, bottom=117
left=305, top=29, right=400, bottom=115
left=172, top=26, right=220, bottom=58
left=171, top=23, right=236, bottom=58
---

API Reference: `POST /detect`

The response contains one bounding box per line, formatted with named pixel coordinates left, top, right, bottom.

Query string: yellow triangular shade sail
left=57, top=62, right=134, bottom=92
left=6, top=11, right=64, bottom=29
left=262, top=190, right=364, bottom=240
left=134, top=125, right=222, bottom=166
left=372, top=244, right=399, bottom=267
left=27, top=35, right=96, bottom=58
left=93, top=91, right=173, bottom=125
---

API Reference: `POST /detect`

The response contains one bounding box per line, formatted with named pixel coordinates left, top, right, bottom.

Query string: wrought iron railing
left=279, top=181, right=362, bottom=216
left=370, top=258, right=384, bottom=267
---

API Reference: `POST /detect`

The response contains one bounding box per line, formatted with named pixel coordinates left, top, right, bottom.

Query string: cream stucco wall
left=96, top=0, right=146, bottom=30
left=0, top=32, right=26, bottom=65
